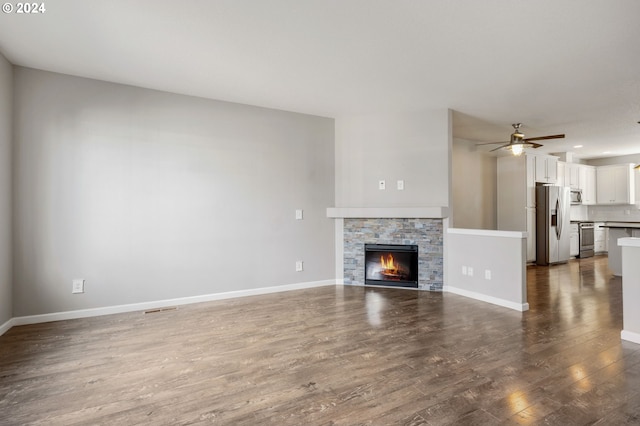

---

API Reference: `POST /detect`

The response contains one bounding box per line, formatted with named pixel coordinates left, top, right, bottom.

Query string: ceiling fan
left=477, top=123, right=565, bottom=156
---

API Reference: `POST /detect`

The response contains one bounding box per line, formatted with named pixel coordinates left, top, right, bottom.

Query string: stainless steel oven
left=578, top=222, right=594, bottom=258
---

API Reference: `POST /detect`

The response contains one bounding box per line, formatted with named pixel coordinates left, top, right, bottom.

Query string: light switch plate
left=295, top=261, right=304, bottom=272
left=295, top=209, right=303, bottom=220
left=397, top=180, right=404, bottom=190
left=72, top=279, right=84, bottom=294
left=379, top=180, right=386, bottom=190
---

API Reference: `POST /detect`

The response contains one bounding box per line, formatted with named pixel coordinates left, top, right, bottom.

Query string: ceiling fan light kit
left=477, top=123, right=565, bottom=156
left=506, top=142, right=531, bottom=156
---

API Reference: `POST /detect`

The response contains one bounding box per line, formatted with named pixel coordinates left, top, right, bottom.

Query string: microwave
left=570, top=189, right=582, bottom=204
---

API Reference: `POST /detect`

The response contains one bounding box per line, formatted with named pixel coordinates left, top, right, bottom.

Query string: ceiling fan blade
left=476, top=141, right=509, bottom=146
left=489, top=144, right=510, bottom=152
left=523, top=134, right=565, bottom=142
left=530, top=142, right=544, bottom=149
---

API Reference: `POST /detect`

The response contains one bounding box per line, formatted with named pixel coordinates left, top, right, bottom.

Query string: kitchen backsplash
left=570, top=205, right=589, bottom=221
left=588, top=204, right=640, bottom=222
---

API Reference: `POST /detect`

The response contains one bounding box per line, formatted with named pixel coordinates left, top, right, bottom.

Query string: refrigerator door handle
left=555, top=198, right=562, bottom=240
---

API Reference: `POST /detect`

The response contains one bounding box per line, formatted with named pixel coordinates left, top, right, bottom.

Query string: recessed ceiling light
left=573, top=145, right=583, bottom=148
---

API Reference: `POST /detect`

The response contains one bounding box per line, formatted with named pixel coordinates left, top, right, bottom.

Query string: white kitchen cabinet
left=565, top=163, right=580, bottom=189
left=535, top=155, right=558, bottom=184
left=546, top=155, right=558, bottom=183
left=594, top=222, right=608, bottom=253
left=558, top=161, right=585, bottom=191
left=557, top=162, right=565, bottom=187
left=580, top=165, right=597, bottom=205
left=569, top=223, right=579, bottom=257
left=596, top=164, right=635, bottom=204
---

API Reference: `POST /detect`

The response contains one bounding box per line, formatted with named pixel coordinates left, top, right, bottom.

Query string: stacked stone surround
left=343, top=218, right=444, bottom=291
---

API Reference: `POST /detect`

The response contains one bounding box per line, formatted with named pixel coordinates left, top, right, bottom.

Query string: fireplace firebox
left=364, top=244, right=419, bottom=288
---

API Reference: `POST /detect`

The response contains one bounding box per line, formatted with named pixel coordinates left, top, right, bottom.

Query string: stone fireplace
left=343, top=217, right=443, bottom=290
left=327, top=208, right=447, bottom=291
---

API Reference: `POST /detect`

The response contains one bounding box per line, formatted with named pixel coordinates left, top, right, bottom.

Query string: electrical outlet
left=72, top=279, right=85, bottom=294
left=468, top=267, right=474, bottom=277
left=379, top=180, right=386, bottom=190
left=462, top=266, right=467, bottom=275
left=295, top=209, right=303, bottom=220
left=397, top=180, right=404, bottom=190
left=485, top=270, right=492, bottom=280
left=296, top=261, right=303, bottom=272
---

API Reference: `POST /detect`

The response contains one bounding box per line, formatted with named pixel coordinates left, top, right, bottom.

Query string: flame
left=380, top=254, right=398, bottom=272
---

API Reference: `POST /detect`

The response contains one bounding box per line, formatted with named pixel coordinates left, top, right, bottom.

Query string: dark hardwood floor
left=1, top=255, right=639, bottom=425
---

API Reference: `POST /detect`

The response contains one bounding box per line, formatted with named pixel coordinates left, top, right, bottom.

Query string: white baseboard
left=444, top=286, right=529, bottom=312
left=7, top=280, right=336, bottom=331
left=621, top=330, right=640, bottom=345
left=0, top=318, right=15, bottom=336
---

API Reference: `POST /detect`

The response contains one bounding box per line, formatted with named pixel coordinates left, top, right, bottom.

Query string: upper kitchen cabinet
left=580, top=165, right=597, bottom=205
left=534, top=155, right=558, bottom=184
left=557, top=161, right=565, bottom=187
left=565, top=162, right=581, bottom=189
left=596, top=164, right=635, bottom=204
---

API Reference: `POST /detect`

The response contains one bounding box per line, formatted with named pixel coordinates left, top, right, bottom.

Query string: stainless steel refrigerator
left=536, top=186, right=570, bottom=266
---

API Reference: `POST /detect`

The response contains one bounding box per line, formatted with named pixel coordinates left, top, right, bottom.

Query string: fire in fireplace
left=364, top=244, right=418, bottom=288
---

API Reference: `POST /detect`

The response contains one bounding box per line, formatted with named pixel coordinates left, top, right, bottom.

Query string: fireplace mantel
left=326, top=207, right=449, bottom=219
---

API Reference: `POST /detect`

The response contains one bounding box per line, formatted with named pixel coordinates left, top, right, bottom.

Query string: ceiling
left=0, top=0, right=639, bottom=160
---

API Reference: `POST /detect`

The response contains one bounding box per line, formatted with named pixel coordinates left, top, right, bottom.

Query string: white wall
left=334, top=109, right=451, bottom=208
left=452, top=138, right=496, bottom=229
left=587, top=154, right=640, bottom=167
left=445, top=229, right=528, bottom=311
left=0, top=54, right=12, bottom=326
left=12, top=67, right=335, bottom=317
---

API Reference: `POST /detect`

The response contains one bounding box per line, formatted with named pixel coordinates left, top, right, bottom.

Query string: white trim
left=326, top=207, right=449, bottom=219
left=0, top=318, right=15, bottom=336
left=621, top=330, right=640, bottom=345
left=335, top=278, right=345, bottom=285
left=444, top=286, right=529, bottom=312
left=10, top=280, right=335, bottom=328
left=447, top=228, right=527, bottom=239
left=618, top=237, right=640, bottom=247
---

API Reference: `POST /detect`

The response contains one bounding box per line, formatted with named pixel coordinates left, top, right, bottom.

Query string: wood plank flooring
left=2, top=255, right=640, bottom=425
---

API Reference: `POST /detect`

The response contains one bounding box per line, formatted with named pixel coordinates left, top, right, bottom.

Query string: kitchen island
left=618, top=237, right=640, bottom=344
left=603, top=222, right=640, bottom=276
